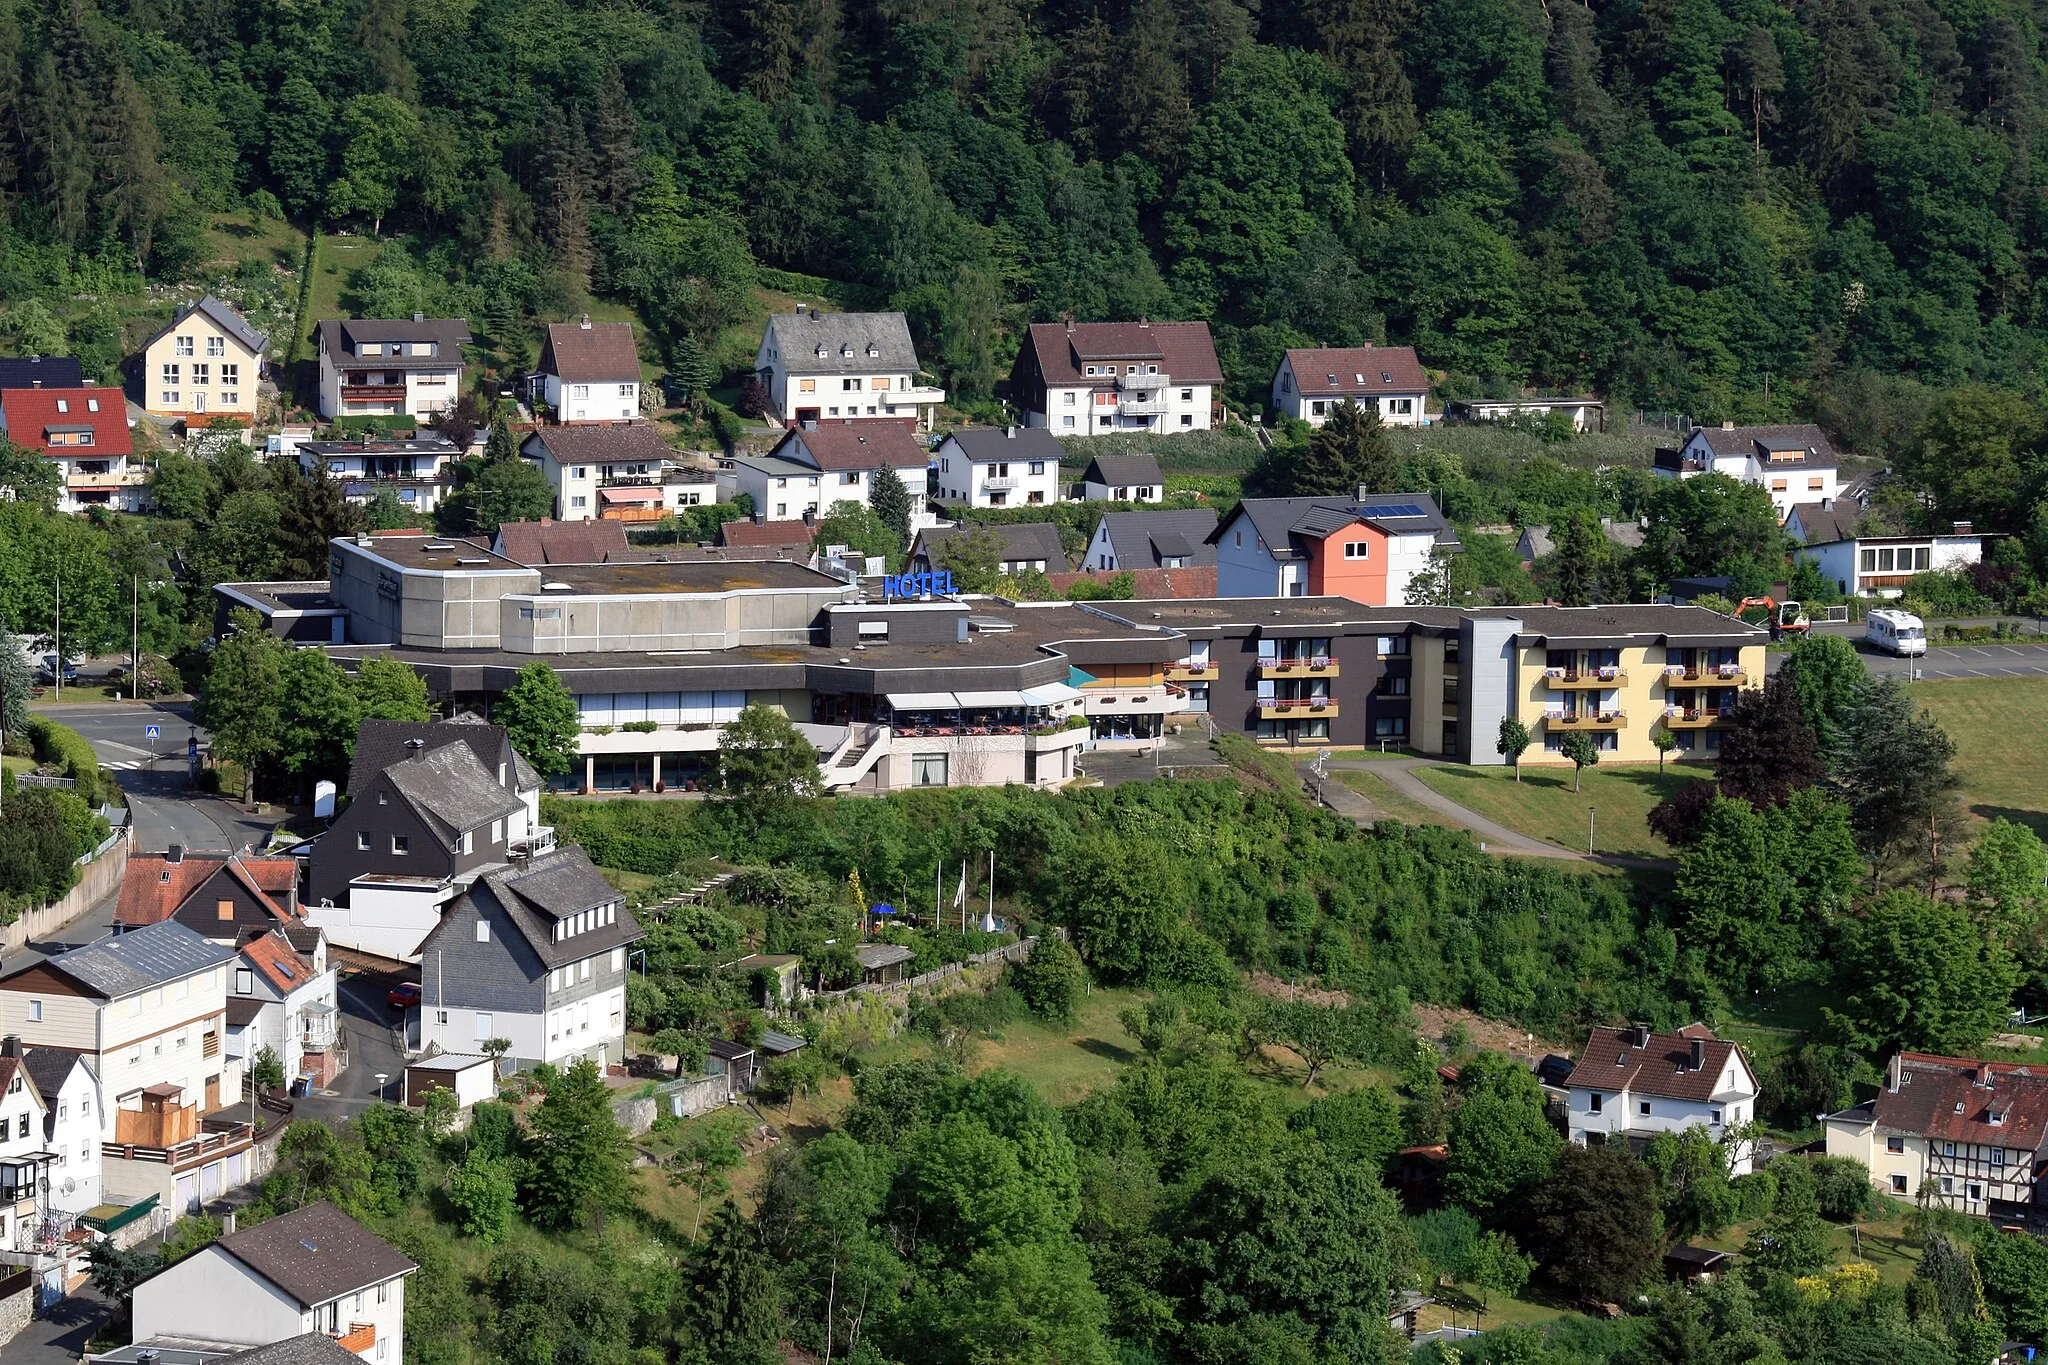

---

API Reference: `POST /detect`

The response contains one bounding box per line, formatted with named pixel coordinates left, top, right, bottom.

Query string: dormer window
left=866, top=344, right=878, bottom=357
left=815, top=344, right=827, bottom=358
left=1991, top=1110, right=2007, bottom=1125
left=1381, top=371, right=1392, bottom=383
left=840, top=344, right=853, bottom=358
left=54, top=399, right=66, bottom=413
left=87, top=398, right=98, bottom=412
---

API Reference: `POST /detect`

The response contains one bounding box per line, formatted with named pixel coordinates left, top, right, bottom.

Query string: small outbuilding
left=403, top=1053, right=498, bottom=1110
left=854, top=943, right=916, bottom=986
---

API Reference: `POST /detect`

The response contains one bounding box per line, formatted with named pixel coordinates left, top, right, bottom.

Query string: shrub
left=25, top=714, right=111, bottom=808
left=1008, top=937, right=1086, bottom=1023
left=621, top=720, right=660, bottom=733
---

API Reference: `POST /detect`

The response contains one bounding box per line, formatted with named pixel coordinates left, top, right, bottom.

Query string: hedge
left=25, top=715, right=114, bottom=809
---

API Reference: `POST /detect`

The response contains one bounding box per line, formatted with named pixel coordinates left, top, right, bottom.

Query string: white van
left=1866, top=608, right=1927, bottom=656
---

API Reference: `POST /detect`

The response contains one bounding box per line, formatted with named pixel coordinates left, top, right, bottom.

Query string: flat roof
left=337, top=534, right=527, bottom=574
left=217, top=581, right=344, bottom=614
left=533, top=560, right=844, bottom=595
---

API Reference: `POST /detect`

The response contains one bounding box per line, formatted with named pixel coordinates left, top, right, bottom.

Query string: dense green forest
left=4, top=0, right=2047, bottom=419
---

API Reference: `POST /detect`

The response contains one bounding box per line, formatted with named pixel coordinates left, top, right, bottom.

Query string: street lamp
left=1587, top=805, right=1597, bottom=854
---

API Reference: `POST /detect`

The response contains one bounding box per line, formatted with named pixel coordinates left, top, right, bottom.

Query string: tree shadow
left=1971, top=805, right=2048, bottom=840
left=1073, top=1037, right=1137, bottom=1065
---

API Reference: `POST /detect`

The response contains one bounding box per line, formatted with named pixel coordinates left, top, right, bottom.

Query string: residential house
left=1011, top=320, right=1222, bottom=433
left=754, top=307, right=944, bottom=429
left=908, top=523, right=1068, bottom=577
left=1793, top=522, right=1983, bottom=599
left=1823, top=1052, right=2048, bottom=1217
left=722, top=419, right=928, bottom=522
left=142, top=296, right=267, bottom=427
left=1653, top=423, right=1841, bottom=520
left=299, top=435, right=463, bottom=516
left=1047, top=565, right=1217, bottom=598
left=0, top=1042, right=55, bottom=1254
left=1782, top=499, right=1860, bottom=547
left=1210, top=494, right=1458, bottom=605
left=715, top=517, right=817, bottom=553
left=22, top=1045, right=100, bottom=1216
left=1515, top=519, right=1645, bottom=564
left=1078, top=453, right=1164, bottom=503
left=0, top=357, right=83, bottom=389
left=1271, top=346, right=1428, bottom=427
left=130, top=1201, right=417, bottom=1363
left=0, top=921, right=247, bottom=1212
left=930, top=427, right=1064, bottom=508
left=307, top=719, right=543, bottom=960
left=1563, top=1024, right=1759, bottom=1176
left=492, top=518, right=632, bottom=566
left=1083, top=508, right=1220, bottom=572
left=536, top=317, right=641, bottom=424
left=229, top=929, right=342, bottom=1091
left=0, top=386, right=142, bottom=513
left=115, top=847, right=302, bottom=940
left=315, top=317, right=470, bottom=421
left=413, top=846, right=643, bottom=1072
left=1447, top=396, right=1603, bottom=431
left=519, top=425, right=720, bottom=523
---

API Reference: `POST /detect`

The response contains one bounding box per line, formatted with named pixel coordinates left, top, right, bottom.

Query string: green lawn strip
left=1413, top=763, right=1710, bottom=859
left=1908, top=677, right=2048, bottom=840
left=1334, top=769, right=1458, bottom=829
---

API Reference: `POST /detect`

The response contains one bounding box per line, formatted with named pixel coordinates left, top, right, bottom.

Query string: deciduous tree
left=518, top=1059, right=633, bottom=1231
left=495, top=662, right=580, bottom=779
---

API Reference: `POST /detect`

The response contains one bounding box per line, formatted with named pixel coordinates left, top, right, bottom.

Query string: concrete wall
left=613, top=1072, right=733, bottom=1134
left=1458, top=616, right=1521, bottom=765
left=500, top=583, right=843, bottom=654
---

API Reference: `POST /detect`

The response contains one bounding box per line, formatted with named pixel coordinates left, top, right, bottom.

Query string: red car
left=387, top=982, right=421, bottom=1011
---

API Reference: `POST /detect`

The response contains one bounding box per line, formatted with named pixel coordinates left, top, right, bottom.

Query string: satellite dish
left=60, top=1178, right=73, bottom=1196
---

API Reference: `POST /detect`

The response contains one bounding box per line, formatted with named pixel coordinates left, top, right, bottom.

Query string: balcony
left=1545, top=710, right=1625, bottom=730
left=1663, top=707, right=1728, bottom=729
left=510, top=826, right=557, bottom=857
left=340, top=384, right=407, bottom=401
left=1117, top=392, right=1171, bottom=416
left=884, top=385, right=946, bottom=409
left=1115, top=371, right=1170, bottom=390
left=1546, top=668, right=1625, bottom=689
left=1259, top=657, right=1338, bottom=679
left=103, top=1118, right=254, bottom=1169
left=982, top=476, right=1019, bottom=491
left=336, top=1324, right=376, bottom=1354
left=301, top=1002, right=340, bottom=1051
left=65, top=470, right=145, bottom=489
left=1258, top=698, right=1337, bottom=720
left=1664, top=664, right=1746, bottom=685
left=1166, top=662, right=1219, bottom=682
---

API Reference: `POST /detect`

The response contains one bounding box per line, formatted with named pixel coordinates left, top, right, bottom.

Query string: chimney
left=1720, top=420, right=1735, bottom=431
left=29, top=380, right=38, bottom=389
left=1065, top=319, right=1075, bottom=335
left=166, top=844, right=184, bottom=865
left=412, top=311, right=425, bottom=323
left=404, top=738, right=425, bottom=750
left=1953, top=520, right=1973, bottom=535
left=579, top=313, right=592, bottom=329
left=795, top=302, right=808, bottom=317
left=751, top=512, right=764, bottom=525
left=1886, top=1053, right=1902, bottom=1092
left=2, top=1037, right=21, bottom=1060
left=1005, top=426, right=1016, bottom=439
left=1821, top=497, right=1832, bottom=511
left=804, top=509, right=817, bottom=528
left=1690, top=1037, right=1705, bottom=1072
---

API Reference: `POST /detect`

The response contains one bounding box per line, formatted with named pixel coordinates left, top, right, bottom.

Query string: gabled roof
left=11, top=920, right=236, bottom=1000
left=941, top=426, right=1066, bottom=462
left=20, top=1045, right=88, bottom=1102
left=382, top=742, right=525, bottom=843
left=763, top=311, right=920, bottom=375
left=1692, top=423, right=1838, bottom=468
left=1283, top=346, right=1427, bottom=396
left=0, top=1058, right=31, bottom=1113
left=521, top=423, right=676, bottom=468
left=0, top=356, right=83, bottom=390
left=1212, top=495, right=1456, bottom=557
left=1786, top=501, right=1861, bottom=545
left=431, top=847, right=644, bottom=971
left=240, top=930, right=314, bottom=995
left=772, top=419, right=927, bottom=471
left=913, top=522, right=1069, bottom=572
left=146, top=296, right=269, bottom=357
left=1081, top=453, right=1164, bottom=488
left=346, top=717, right=526, bottom=797
left=494, top=518, right=631, bottom=566
left=717, top=519, right=816, bottom=549
left=539, top=319, right=640, bottom=383
left=1023, top=321, right=1225, bottom=387
left=217, top=1334, right=368, bottom=1365
left=855, top=943, right=915, bottom=970
left=0, top=387, right=131, bottom=456
left=1860, top=1053, right=2048, bottom=1149
left=1563, top=1025, right=1749, bottom=1103
left=316, top=318, right=470, bottom=361
left=210, top=1201, right=417, bottom=1307
left=1098, top=509, right=1221, bottom=568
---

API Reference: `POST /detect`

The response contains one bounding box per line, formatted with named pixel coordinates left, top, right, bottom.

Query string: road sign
left=144, top=724, right=160, bottom=740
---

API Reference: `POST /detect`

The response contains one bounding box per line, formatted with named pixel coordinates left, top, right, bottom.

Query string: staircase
left=822, top=725, right=890, bottom=789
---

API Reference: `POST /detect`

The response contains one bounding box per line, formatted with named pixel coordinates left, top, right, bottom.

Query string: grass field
left=1335, top=769, right=1458, bottom=829
left=1696, top=1207, right=1924, bottom=1285
left=1414, top=762, right=1711, bottom=859
left=1910, top=677, right=2048, bottom=839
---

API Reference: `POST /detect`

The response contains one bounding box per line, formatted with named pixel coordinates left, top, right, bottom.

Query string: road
left=30, top=701, right=273, bottom=854
left=1768, top=632, right=2048, bottom=681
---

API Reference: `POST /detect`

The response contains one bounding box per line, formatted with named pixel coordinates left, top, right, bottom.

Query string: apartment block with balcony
left=519, top=424, right=722, bottom=523
left=1824, top=1053, right=2048, bottom=1220
left=299, top=435, right=464, bottom=515
left=1565, top=1024, right=1759, bottom=1176
left=315, top=317, right=470, bottom=421
left=755, top=307, right=944, bottom=429
left=0, top=386, right=144, bottom=512
left=1012, top=320, right=1221, bottom=433
left=142, top=296, right=268, bottom=428
left=930, top=426, right=1064, bottom=507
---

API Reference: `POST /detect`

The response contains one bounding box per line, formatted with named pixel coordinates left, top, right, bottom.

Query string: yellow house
left=141, top=296, right=267, bottom=428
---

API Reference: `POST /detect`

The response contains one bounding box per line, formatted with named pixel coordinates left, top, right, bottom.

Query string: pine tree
left=592, top=65, right=642, bottom=214
left=672, top=334, right=716, bottom=416
left=1550, top=510, right=1606, bottom=607
left=538, top=106, right=594, bottom=298
left=1291, top=400, right=1396, bottom=498
left=682, top=1202, right=783, bottom=1364
left=355, top=0, right=416, bottom=99
left=869, top=464, right=913, bottom=546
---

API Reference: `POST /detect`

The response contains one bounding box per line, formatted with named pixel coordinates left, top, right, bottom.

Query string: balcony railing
left=1664, top=664, right=1746, bottom=684
left=340, top=384, right=407, bottom=401
left=65, top=471, right=146, bottom=488
left=885, top=385, right=946, bottom=407
left=1115, top=371, right=1171, bottom=390
left=1545, top=710, right=1626, bottom=730
left=1663, top=707, right=1728, bottom=728
left=1546, top=668, right=1625, bottom=688
left=982, top=476, right=1019, bottom=491
left=1258, top=698, right=1336, bottom=719
left=1166, top=663, right=1219, bottom=682
left=510, top=827, right=557, bottom=857
left=103, top=1119, right=253, bottom=1167
left=336, top=1324, right=376, bottom=1354
left=1117, top=393, right=1171, bottom=415
left=337, top=469, right=454, bottom=484
left=1261, top=657, right=1337, bottom=679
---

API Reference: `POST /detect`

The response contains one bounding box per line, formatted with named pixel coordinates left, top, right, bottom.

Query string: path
left=29, top=701, right=276, bottom=855
left=0, top=1284, right=108, bottom=1365
left=1302, top=757, right=1677, bottom=871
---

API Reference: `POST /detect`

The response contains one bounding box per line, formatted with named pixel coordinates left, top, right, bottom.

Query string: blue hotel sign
left=882, top=570, right=955, bottom=600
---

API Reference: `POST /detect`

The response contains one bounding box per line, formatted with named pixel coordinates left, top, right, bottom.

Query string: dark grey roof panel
left=35, top=921, right=236, bottom=998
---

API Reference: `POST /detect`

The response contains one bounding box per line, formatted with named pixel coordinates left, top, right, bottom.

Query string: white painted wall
left=43, top=1059, right=100, bottom=1214
left=307, top=883, right=450, bottom=963
left=543, top=374, right=639, bottom=423
left=133, top=1245, right=306, bottom=1348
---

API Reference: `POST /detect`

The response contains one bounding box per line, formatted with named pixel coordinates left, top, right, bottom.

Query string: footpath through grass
left=1414, top=762, right=1711, bottom=859
left=1334, top=769, right=1458, bottom=829
left=1909, top=677, right=2048, bottom=840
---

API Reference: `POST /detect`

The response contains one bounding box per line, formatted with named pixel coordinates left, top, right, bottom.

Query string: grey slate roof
left=1213, top=495, right=1458, bottom=558
left=452, top=847, right=645, bottom=970
left=217, top=1335, right=366, bottom=1365
left=384, top=743, right=526, bottom=843
left=1355, top=492, right=1455, bottom=541
left=942, top=427, right=1066, bottom=462
left=20, top=1045, right=86, bottom=1102
left=212, top=1202, right=416, bottom=1307
left=1097, top=509, right=1221, bottom=569
left=30, top=921, right=235, bottom=999
left=913, top=522, right=1069, bottom=572
left=0, top=356, right=83, bottom=389
left=1081, top=454, right=1165, bottom=488
left=764, top=311, right=920, bottom=375
left=316, top=317, right=471, bottom=360
left=1695, top=423, right=1839, bottom=468
left=1786, top=500, right=1861, bottom=545
left=855, top=943, right=915, bottom=970
left=347, top=716, right=529, bottom=797
left=146, top=296, right=269, bottom=357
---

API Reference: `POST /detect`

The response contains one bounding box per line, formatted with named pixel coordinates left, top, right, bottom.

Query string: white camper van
left=1865, top=608, right=1927, bottom=656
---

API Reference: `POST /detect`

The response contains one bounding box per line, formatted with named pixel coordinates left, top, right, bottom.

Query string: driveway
left=291, top=967, right=413, bottom=1125
left=0, top=1284, right=109, bottom=1365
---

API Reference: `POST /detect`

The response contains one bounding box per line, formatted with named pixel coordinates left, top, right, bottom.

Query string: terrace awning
left=1020, top=682, right=1084, bottom=706
left=953, top=690, right=1028, bottom=707
left=886, top=691, right=959, bottom=709
left=599, top=486, right=663, bottom=503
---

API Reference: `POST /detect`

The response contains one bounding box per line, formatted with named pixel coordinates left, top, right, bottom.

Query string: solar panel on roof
left=1365, top=502, right=1427, bottom=518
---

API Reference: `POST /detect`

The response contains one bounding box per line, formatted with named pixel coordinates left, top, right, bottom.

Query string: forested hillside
left=0, top=0, right=2038, bottom=419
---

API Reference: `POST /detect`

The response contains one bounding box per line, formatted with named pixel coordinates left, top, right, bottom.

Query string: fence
left=819, top=937, right=1038, bottom=1005
left=13, top=774, right=73, bottom=790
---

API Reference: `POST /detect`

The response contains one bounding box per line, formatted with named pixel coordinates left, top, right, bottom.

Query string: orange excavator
left=1736, top=595, right=1810, bottom=639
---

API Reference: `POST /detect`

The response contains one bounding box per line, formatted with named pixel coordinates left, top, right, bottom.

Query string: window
left=611, top=948, right=624, bottom=972
left=160, top=363, right=179, bottom=384
left=570, top=496, right=587, bottom=509
left=490, top=819, right=502, bottom=844
left=1886, top=1135, right=1905, bottom=1153
left=160, top=392, right=179, bottom=406
left=477, top=919, right=490, bottom=942
left=174, top=336, right=194, bottom=357
left=1588, top=1092, right=1603, bottom=1113
left=25, top=1001, right=39, bottom=1023
left=1892, top=1173, right=1909, bottom=1193
left=356, top=832, right=370, bottom=851
left=391, top=835, right=410, bottom=855
left=192, top=363, right=210, bottom=386
left=474, top=1012, right=493, bottom=1041
left=572, top=466, right=588, bottom=479
left=15, top=1116, right=25, bottom=1139
left=1943, top=1141, right=1956, bottom=1156
left=236, top=968, right=251, bottom=995
left=1343, top=541, right=1369, bottom=559
left=1377, top=635, right=1410, bottom=657
left=1968, top=1182, right=1984, bottom=1201
left=221, top=363, right=239, bottom=386
left=1992, top=1148, right=2006, bottom=1167
left=1061, top=415, right=1075, bottom=428
left=572, top=385, right=589, bottom=400
left=1062, top=391, right=1076, bottom=405
left=619, top=384, right=634, bottom=397
left=798, top=378, right=815, bottom=392
left=222, top=392, right=238, bottom=405
left=1029, top=461, right=1045, bottom=475
left=460, top=831, right=473, bottom=855
left=217, top=899, right=234, bottom=921
left=580, top=959, right=591, bottom=981
left=911, top=753, right=949, bottom=787
left=206, top=336, right=225, bottom=357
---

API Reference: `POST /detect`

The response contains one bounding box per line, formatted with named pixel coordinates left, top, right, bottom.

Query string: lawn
left=1334, top=769, right=1458, bottom=830
left=1414, top=762, right=1712, bottom=859
left=969, top=986, right=1146, bottom=1104
left=1696, top=1206, right=1924, bottom=1286
left=1909, top=677, right=2048, bottom=839
left=302, top=232, right=383, bottom=359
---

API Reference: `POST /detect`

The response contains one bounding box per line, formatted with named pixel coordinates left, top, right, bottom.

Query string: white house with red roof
left=229, top=928, right=341, bottom=1092
left=1010, top=321, right=1222, bottom=434
left=1562, top=1023, right=1759, bottom=1175
left=720, top=418, right=929, bottom=522
left=1824, top=1052, right=2048, bottom=1217
left=1271, top=346, right=1430, bottom=428
left=536, top=317, right=642, bottom=424
left=0, top=385, right=142, bottom=512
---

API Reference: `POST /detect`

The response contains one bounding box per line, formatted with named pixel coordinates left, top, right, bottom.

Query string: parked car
left=387, top=982, right=422, bottom=1011
left=33, top=655, right=79, bottom=686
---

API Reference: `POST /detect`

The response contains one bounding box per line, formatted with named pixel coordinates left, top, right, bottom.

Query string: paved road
left=0, top=1284, right=109, bottom=1365
left=29, top=701, right=273, bottom=854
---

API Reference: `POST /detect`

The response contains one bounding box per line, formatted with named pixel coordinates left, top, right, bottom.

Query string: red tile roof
left=0, top=387, right=131, bottom=456
left=1869, top=1053, right=2048, bottom=1149
left=1284, top=346, right=1428, bottom=397
left=240, top=929, right=313, bottom=994
left=716, top=519, right=816, bottom=549
left=117, top=853, right=299, bottom=929
left=1045, top=566, right=1218, bottom=599
left=1024, top=322, right=1224, bottom=386
left=539, top=321, right=640, bottom=383
left=1563, top=1025, right=1751, bottom=1102
left=776, top=418, right=927, bottom=470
